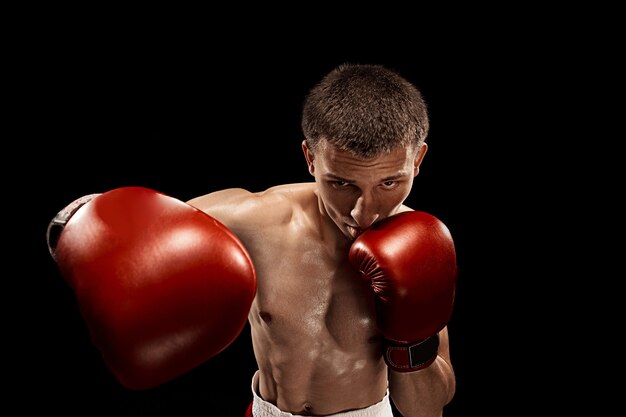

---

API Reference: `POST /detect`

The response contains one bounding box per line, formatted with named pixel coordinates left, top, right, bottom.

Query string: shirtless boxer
left=47, top=63, right=457, bottom=417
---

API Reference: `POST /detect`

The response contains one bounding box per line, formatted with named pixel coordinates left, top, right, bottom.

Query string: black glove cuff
left=384, top=334, right=440, bottom=372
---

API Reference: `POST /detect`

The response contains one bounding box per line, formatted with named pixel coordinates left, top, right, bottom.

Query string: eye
left=330, top=180, right=352, bottom=189
left=381, top=180, right=398, bottom=189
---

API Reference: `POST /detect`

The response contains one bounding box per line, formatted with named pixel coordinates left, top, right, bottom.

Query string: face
left=302, top=139, right=427, bottom=240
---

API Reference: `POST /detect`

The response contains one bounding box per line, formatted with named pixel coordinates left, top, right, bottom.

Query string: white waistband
left=250, top=371, right=393, bottom=417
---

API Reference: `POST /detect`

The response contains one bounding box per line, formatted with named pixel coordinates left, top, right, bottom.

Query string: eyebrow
left=324, top=173, right=407, bottom=183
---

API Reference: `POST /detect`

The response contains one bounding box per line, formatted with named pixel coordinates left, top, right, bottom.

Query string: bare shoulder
left=187, top=182, right=316, bottom=231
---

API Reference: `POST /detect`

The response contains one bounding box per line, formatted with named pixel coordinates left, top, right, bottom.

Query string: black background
left=12, top=19, right=586, bottom=416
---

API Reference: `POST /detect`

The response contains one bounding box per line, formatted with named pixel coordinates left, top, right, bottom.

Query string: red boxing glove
left=349, top=211, right=457, bottom=372
left=47, top=186, right=257, bottom=389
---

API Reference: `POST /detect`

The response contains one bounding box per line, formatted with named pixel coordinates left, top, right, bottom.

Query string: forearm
left=389, top=329, right=455, bottom=417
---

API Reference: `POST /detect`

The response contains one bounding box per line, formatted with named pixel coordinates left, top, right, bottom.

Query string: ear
left=413, top=143, right=428, bottom=177
left=302, top=140, right=315, bottom=176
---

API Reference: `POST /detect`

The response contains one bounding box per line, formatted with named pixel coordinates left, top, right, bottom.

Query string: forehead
left=317, top=144, right=415, bottom=178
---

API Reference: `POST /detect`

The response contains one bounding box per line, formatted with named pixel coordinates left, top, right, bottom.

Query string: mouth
left=345, top=224, right=362, bottom=239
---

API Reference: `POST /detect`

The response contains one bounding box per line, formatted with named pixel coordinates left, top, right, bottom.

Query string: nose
left=350, top=194, right=379, bottom=229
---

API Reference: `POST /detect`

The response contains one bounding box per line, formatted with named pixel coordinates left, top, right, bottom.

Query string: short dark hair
left=301, top=63, right=429, bottom=158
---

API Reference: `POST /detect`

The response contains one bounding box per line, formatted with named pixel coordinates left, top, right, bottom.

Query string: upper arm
left=186, top=187, right=291, bottom=243
left=187, top=188, right=260, bottom=235
left=187, top=188, right=253, bottom=225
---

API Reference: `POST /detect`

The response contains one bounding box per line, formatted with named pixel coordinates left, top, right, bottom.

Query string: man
left=48, top=63, right=457, bottom=416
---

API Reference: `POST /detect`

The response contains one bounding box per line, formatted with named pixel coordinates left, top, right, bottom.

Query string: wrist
left=384, top=333, right=440, bottom=372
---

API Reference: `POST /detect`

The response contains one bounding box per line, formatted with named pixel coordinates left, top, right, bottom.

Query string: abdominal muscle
left=252, top=332, right=388, bottom=415
left=248, top=254, right=389, bottom=415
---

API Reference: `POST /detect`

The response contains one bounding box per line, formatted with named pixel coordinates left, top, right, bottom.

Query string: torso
left=192, top=183, right=388, bottom=415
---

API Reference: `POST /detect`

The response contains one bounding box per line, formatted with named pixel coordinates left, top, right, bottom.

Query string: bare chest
left=248, top=232, right=379, bottom=346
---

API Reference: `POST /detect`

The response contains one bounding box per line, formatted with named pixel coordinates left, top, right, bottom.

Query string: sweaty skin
left=187, top=143, right=454, bottom=416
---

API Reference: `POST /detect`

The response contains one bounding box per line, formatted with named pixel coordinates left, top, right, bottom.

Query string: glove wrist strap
left=384, top=333, right=440, bottom=372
